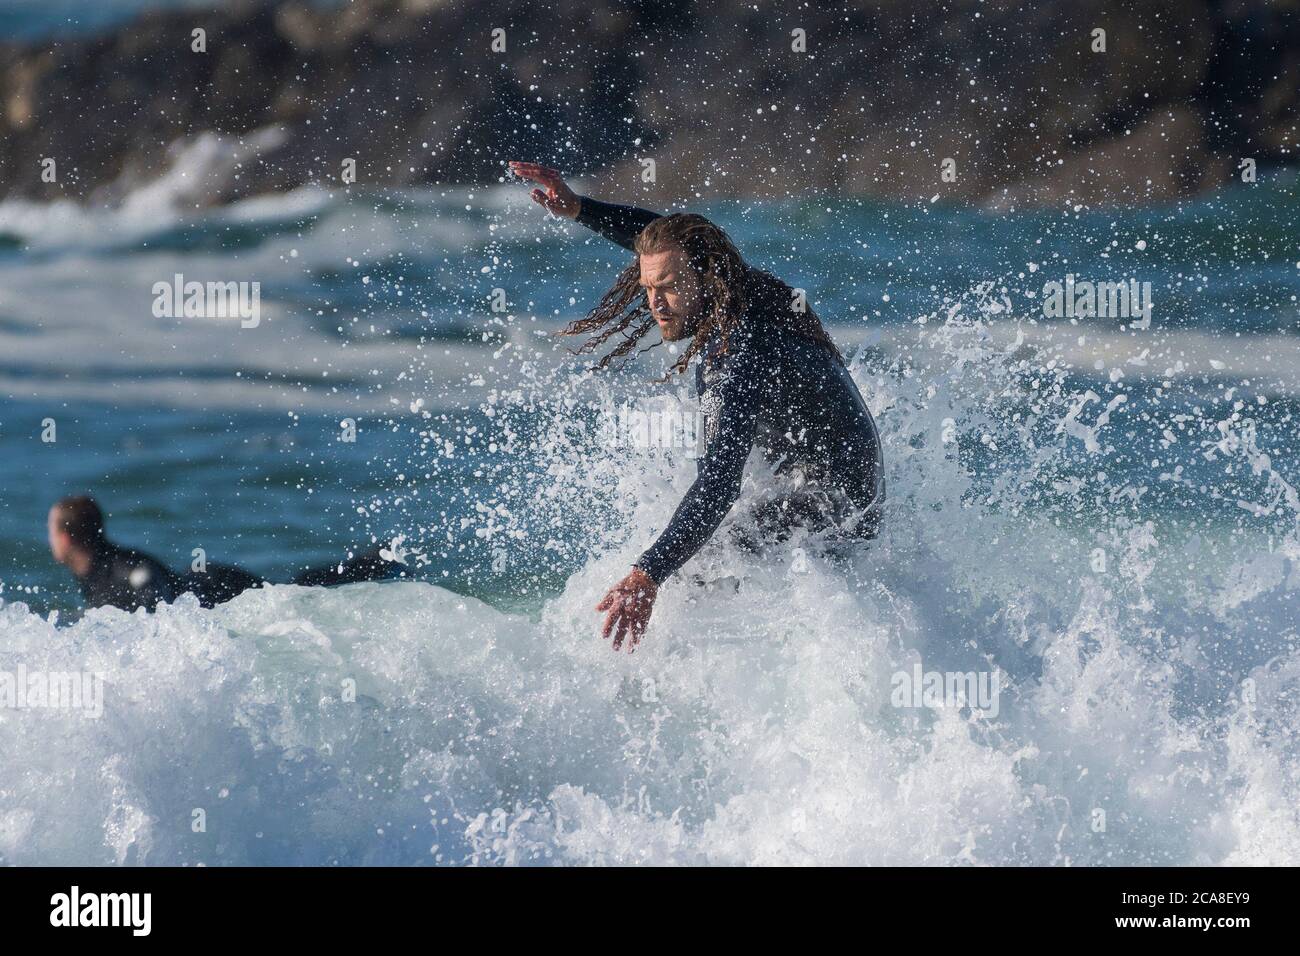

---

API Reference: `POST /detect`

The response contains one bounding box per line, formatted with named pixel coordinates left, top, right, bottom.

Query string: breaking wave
left=2, top=284, right=1296, bottom=865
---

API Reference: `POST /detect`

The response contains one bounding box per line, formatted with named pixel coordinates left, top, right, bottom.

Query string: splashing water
left=2, top=276, right=1296, bottom=866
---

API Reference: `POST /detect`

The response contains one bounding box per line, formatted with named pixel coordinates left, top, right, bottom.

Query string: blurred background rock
left=1, top=0, right=1296, bottom=208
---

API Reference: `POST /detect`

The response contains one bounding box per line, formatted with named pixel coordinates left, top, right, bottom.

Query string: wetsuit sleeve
left=574, top=196, right=661, bottom=251
left=633, top=348, right=764, bottom=585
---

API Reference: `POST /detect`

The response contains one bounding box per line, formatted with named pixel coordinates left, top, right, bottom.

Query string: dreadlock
left=562, top=213, right=843, bottom=377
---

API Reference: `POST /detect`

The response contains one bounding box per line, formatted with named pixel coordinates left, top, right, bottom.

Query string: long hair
left=562, top=213, right=843, bottom=377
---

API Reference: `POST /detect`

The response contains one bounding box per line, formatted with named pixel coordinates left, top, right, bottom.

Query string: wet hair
left=562, top=212, right=843, bottom=377
left=54, top=495, right=105, bottom=549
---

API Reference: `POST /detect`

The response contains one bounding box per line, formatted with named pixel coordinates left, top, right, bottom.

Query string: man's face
left=640, top=248, right=703, bottom=341
left=47, top=507, right=70, bottom=564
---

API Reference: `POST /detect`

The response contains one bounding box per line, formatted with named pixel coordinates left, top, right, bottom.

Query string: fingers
left=530, top=189, right=563, bottom=214
left=606, top=604, right=649, bottom=652
left=611, top=612, right=630, bottom=652
left=510, top=161, right=560, bottom=178
left=602, top=595, right=633, bottom=651
left=508, top=161, right=563, bottom=188
left=627, top=609, right=648, bottom=653
left=595, top=579, right=652, bottom=652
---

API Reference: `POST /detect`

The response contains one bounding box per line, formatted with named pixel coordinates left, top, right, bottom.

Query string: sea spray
left=2, top=281, right=1296, bottom=865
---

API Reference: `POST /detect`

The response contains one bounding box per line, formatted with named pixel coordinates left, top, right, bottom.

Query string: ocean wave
left=2, top=287, right=1296, bottom=865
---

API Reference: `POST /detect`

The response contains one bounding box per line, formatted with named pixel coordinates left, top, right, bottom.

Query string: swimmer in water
left=47, top=495, right=395, bottom=613
left=510, top=161, right=885, bottom=653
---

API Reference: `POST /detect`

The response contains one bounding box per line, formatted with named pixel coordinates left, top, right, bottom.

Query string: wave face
left=2, top=280, right=1297, bottom=865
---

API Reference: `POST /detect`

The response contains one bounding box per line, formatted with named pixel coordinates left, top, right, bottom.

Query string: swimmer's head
left=49, top=495, right=105, bottom=569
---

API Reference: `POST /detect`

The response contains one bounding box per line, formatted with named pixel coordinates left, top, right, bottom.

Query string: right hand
left=595, top=566, right=659, bottom=653
left=508, top=161, right=581, bottom=219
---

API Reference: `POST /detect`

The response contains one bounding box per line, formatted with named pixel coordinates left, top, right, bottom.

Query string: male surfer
left=47, top=495, right=394, bottom=613
left=509, top=161, right=885, bottom=652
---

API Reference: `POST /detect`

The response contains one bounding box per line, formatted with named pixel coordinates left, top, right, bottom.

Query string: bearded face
left=638, top=247, right=703, bottom=341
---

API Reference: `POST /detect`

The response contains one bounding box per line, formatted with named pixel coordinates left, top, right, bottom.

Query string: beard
left=656, top=311, right=700, bottom=342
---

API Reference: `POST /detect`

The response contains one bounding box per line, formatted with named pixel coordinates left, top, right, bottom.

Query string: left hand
left=595, top=567, right=658, bottom=652
left=507, top=161, right=581, bottom=220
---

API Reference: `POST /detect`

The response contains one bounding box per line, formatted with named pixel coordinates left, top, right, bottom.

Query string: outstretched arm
left=595, top=341, right=766, bottom=652
left=574, top=196, right=661, bottom=251
left=632, top=347, right=763, bottom=585
left=508, top=161, right=661, bottom=251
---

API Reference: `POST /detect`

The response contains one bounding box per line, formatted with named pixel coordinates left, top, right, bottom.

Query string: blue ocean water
left=0, top=0, right=222, bottom=39
left=0, top=159, right=1297, bottom=863
left=2, top=169, right=1297, bottom=612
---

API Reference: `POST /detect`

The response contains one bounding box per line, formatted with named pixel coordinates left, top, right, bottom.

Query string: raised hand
left=508, top=160, right=581, bottom=219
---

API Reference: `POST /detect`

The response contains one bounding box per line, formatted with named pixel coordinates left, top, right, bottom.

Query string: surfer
left=509, top=161, right=885, bottom=652
left=47, top=495, right=394, bottom=613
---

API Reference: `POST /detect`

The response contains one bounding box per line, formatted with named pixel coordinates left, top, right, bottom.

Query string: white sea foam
left=1, top=288, right=1295, bottom=865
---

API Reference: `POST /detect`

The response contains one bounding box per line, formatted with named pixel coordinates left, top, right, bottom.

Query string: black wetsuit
left=76, top=542, right=185, bottom=613
left=575, top=196, right=885, bottom=585
left=74, top=541, right=394, bottom=613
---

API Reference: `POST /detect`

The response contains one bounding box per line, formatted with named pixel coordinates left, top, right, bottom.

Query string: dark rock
left=0, top=0, right=1295, bottom=207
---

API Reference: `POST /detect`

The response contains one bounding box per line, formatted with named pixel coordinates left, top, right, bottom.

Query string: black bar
left=0, top=866, right=1285, bottom=941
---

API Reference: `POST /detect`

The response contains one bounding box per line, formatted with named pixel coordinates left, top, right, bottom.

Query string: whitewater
left=2, top=281, right=1297, bottom=865
left=1, top=135, right=1298, bottom=864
